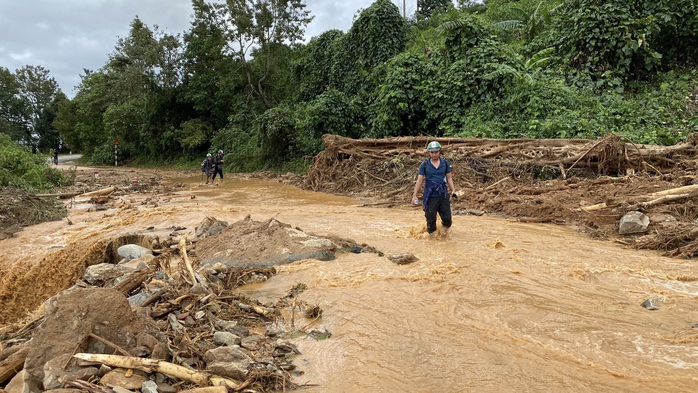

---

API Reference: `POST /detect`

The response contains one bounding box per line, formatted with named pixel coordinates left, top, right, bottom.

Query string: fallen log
left=636, top=193, right=693, bottom=209
left=180, top=387, right=228, bottom=393
left=645, top=184, right=698, bottom=199
left=34, top=191, right=83, bottom=199
left=0, top=343, right=29, bottom=385
left=79, top=187, right=116, bottom=198
left=581, top=184, right=698, bottom=212
left=72, top=353, right=241, bottom=389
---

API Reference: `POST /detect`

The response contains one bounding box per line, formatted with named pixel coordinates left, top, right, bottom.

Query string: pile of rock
left=0, top=216, right=367, bottom=393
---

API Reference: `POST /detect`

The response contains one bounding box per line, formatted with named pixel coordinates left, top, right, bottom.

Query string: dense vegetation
left=1, top=0, right=697, bottom=173
left=0, top=134, right=64, bottom=192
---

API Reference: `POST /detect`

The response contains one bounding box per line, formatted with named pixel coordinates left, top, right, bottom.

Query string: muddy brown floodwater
left=3, top=175, right=698, bottom=392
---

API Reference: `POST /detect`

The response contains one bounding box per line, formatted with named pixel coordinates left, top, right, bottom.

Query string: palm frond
left=492, top=20, right=524, bottom=32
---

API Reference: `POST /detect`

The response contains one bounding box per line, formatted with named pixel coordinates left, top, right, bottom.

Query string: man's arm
left=412, top=174, right=424, bottom=203
left=446, top=173, right=456, bottom=197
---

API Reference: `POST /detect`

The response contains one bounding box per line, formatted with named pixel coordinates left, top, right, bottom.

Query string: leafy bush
left=0, top=134, right=64, bottom=191
left=295, top=89, right=360, bottom=155
left=257, top=105, right=297, bottom=163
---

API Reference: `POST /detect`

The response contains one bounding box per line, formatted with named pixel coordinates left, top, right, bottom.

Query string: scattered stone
left=213, top=331, right=241, bottom=346
left=619, top=211, right=650, bottom=235
left=5, top=370, right=26, bottom=393
left=136, top=333, right=160, bottom=350
left=641, top=297, right=663, bottom=310
left=119, top=254, right=155, bottom=269
left=117, top=244, right=153, bottom=260
left=141, top=380, right=158, bottom=393
left=241, top=335, right=264, bottom=351
left=100, top=368, right=149, bottom=390
left=43, top=353, right=99, bottom=390
left=389, top=253, right=419, bottom=265
left=195, top=217, right=229, bottom=238
left=204, top=347, right=252, bottom=381
left=84, top=263, right=134, bottom=285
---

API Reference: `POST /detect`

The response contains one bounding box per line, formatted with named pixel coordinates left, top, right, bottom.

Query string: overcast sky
left=0, top=0, right=419, bottom=97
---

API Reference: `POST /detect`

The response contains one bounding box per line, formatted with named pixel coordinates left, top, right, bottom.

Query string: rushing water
left=4, top=176, right=697, bottom=392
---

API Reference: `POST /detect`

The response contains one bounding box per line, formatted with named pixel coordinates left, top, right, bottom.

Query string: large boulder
left=619, top=211, right=650, bottom=235
left=117, top=244, right=152, bottom=260
left=23, top=287, right=156, bottom=392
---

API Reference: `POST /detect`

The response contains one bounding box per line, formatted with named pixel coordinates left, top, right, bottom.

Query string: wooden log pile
left=305, top=133, right=698, bottom=197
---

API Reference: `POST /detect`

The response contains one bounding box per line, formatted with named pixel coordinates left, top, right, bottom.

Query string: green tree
left=330, top=0, right=407, bottom=96
left=13, top=65, right=61, bottom=148
left=0, top=67, right=27, bottom=142
left=182, top=0, right=241, bottom=132
left=417, top=0, right=453, bottom=19
left=208, top=0, right=314, bottom=108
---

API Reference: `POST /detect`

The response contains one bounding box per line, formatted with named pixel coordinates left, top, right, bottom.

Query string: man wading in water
left=411, top=141, right=458, bottom=236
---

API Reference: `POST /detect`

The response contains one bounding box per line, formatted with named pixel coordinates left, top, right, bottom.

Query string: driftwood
left=35, top=191, right=83, bottom=199
left=180, top=388, right=229, bottom=393
left=582, top=184, right=698, bottom=212
left=179, top=236, right=198, bottom=284
left=306, top=134, right=698, bottom=198
left=72, top=353, right=241, bottom=389
left=0, top=343, right=29, bottom=385
left=319, top=134, right=698, bottom=173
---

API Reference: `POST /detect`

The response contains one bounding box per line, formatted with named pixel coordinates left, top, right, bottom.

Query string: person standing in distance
left=411, top=141, right=457, bottom=235
left=201, top=153, right=214, bottom=184
left=212, top=149, right=225, bottom=184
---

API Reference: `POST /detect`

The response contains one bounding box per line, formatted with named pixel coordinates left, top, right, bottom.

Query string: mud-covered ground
left=303, top=135, right=698, bottom=258
left=3, top=138, right=698, bottom=392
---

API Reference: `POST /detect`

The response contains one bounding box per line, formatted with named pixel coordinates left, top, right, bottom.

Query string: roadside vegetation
left=1, top=0, right=696, bottom=174
left=0, top=134, right=64, bottom=192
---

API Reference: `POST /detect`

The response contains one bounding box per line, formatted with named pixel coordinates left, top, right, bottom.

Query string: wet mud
left=2, top=155, right=698, bottom=391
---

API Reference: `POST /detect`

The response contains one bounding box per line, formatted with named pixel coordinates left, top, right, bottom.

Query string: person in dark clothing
left=201, top=153, right=214, bottom=184
left=211, top=150, right=225, bottom=184
left=53, top=149, right=59, bottom=165
left=411, top=141, right=457, bottom=235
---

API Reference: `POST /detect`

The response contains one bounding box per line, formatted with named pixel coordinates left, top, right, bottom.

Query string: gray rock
left=213, top=331, right=242, bottom=346
left=195, top=217, right=229, bottom=238
left=43, top=354, right=98, bottom=390
left=201, top=250, right=335, bottom=269
left=641, top=296, right=663, bottom=310
left=136, top=333, right=160, bottom=350
left=117, top=244, right=153, bottom=260
left=127, top=291, right=150, bottom=307
left=100, top=369, right=148, bottom=390
left=204, top=347, right=251, bottom=381
left=119, top=254, right=154, bottom=269
left=241, top=335, right=264, bottom=351
left=84, top=263, right=133, bottom=284
left=389, top=253, right=419, bottom=265
left=208, top=361, right=249, bottom=380
left=619, top=211, right=650, bottom=235
left=151, top=343, right=170, bottom=360
left=142, top=380, right=159, bottom=393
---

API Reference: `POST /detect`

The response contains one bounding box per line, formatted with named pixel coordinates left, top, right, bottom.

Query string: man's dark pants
left=425, top=194, right=452, bottom=234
